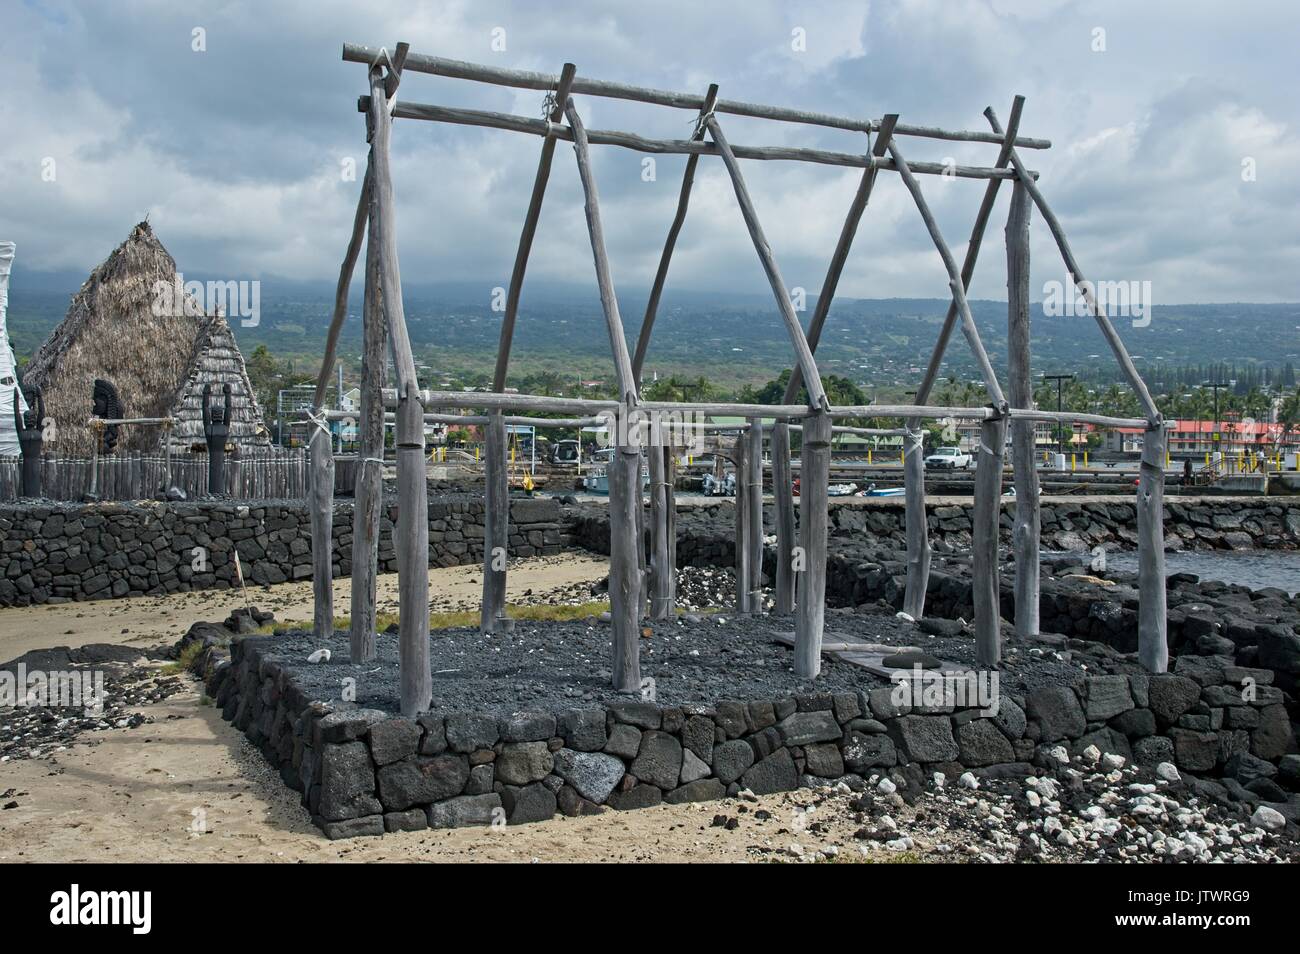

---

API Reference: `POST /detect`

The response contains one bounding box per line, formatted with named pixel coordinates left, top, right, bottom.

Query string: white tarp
left=0, top=242, right=30, bottom=456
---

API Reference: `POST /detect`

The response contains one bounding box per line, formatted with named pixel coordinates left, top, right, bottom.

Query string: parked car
left=924, top=446, right=972, bottom=470
left=549, top=439, right=580, bottom=465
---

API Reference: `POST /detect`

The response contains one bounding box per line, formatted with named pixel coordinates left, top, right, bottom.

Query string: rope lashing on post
left=368, top=46, right=399, bottom=115
left=903, top=426, right=925, bottom=458
left=540, top=90, right=562, bottom=138
left=692, top=108, right=715, bottom=139
left=305, top=408, right=332, bottom=444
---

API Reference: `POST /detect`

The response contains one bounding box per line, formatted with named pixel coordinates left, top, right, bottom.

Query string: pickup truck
left=923, top=446, right=973, bottom=470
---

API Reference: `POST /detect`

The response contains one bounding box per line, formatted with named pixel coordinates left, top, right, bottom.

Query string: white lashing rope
left=305, top=409, right=332, bottom=445
left=368, top=46, right=399, bottom=115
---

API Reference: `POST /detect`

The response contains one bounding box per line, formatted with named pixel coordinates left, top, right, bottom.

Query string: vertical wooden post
left=609, top=414, right=643, bottom=692
left=309, top=419, right=335, bottom=641
left=973, top=416, right=1007, bottom=667
left=733, top=434, right=750, bottom=614
left=648, top=441, right=672, bottom=619
left=902, top=425, right=930, bottom=618
left=395, top=382, right=431, bottom=714
left=1137, top=424, right=1169, bottom=673
left=1006, top=180, right=1040, bottom=639
left=637, top=447, right=649, bottom=619
left=665, top=446, right=677, bottom=610
left=566, top=101, right=641, bottom=688
left=771, top=421, right=795, bottom=614
left=350, top=175, right=387, bottom=663
left=746, top=417, right=764, bottom=615
left=481, top=410, right=511, bottom=632
left=368, top=65, right=430, bottom=716
left=794, top=410, right=831, bottom=678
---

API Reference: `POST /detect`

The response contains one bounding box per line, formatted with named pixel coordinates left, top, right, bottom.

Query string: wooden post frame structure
left=318, top=42, right=1173, bottom=719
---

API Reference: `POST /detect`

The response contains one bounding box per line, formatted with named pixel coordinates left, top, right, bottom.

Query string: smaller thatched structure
left=165, top=313, right=266, bottom=452
left=22, top=222, right=269, bottom=456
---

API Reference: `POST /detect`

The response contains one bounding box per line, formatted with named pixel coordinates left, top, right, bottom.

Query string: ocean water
left=1104, top=549, right=1300, bottom=596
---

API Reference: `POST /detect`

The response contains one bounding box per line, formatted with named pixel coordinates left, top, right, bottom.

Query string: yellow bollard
left=1070, top=453, right=1076, bottom=472
left=868, top=449, right=873, bottom=465
left=1205, top=452, right=1210, bottom=467
left=1083, top=451, right=1089, bottom=468
left=1165, top=451, right=1170, bottom=468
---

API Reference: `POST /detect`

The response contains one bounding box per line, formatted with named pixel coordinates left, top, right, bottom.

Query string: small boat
left=859, top=486, right=904, bottom=497
left=827, top=482, right=858, bottom=497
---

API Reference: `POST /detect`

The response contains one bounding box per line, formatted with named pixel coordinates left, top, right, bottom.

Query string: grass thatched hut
left=22, top=222, right=269, bottom=456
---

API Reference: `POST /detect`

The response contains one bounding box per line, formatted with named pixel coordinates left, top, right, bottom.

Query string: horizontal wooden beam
left=342, top=43, right=1051, bottom=149
left=87, top=416, right=174, bottom=427
left=1010, top=409, right=1150, bottom=429
left=830, top=404, right=995, bottom=420
left=319, top=410, right=601, bottom=428
left=355, top=98, right=1036, bottom=180
left=325, top=405, right=1146, bottom=432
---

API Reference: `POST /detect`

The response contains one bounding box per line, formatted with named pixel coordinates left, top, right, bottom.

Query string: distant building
left=1103, top=419, right=1299, bottom=456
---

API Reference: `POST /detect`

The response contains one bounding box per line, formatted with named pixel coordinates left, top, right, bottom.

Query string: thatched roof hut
left=22, top=222, right=269, bottom=456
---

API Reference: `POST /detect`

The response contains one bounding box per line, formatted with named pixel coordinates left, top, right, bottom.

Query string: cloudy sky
left=2, top=0, right=1297, bottom=304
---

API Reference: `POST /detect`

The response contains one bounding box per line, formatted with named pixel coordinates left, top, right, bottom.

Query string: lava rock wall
left=0, top=495, right=568, bottom=607
left=187, top=627, right=1297, bottom=840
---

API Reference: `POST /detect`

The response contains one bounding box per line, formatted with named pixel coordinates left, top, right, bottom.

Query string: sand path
left=0, top=680, right=922, bottom=863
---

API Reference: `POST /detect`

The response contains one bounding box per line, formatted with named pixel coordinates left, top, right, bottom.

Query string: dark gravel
left=262, top=607, right=1104, bottom=717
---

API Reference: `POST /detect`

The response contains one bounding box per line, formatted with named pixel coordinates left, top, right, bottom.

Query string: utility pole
left=1043, top=373, right=1075, bottom=455
left=1204, top=380, right=1227, bottom=456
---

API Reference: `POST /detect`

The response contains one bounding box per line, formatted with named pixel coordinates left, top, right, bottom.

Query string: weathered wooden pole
left=481, top=410, right=511, bottom=632
left=664, top=446, right=677, bottom=611
left=566, top=101, right=641, bottom=689
left=1137, top=425, right=1169, bottom=673
left=308, top=417, right=335, bottom=641
left=493, top=63, right=578, bottom=390
left=888, top=139, right=1006, bottom=410
left=794, top=410, right=831, bottom=678
left=771, top=421, right=794, bottom=614
left=746, top=417, right=764, bottom=614
left=984, top=107, right=1159, bottom=423
left=350, top=164, right=388, bottom=663
left=631, top=84, right=720, bottom=379
left=772, top=117, right=897, bottom=614
left=705, top=115, right=827, bottom=410
left=733, top=436, right=751, bottom=614
left=369, top=65, right=430, bottom=716
left=637, top=449, right=650, bottom=619
left=972, top=415, right=1007, bottom=667
left=1006, top=179, right=1040, bottom=639
left=313, top=167, right=372, bottom=411
left=913, top=98, right=1024, bottom=408
left=902, top=425, right=930, bottom=619
left=344, top=43, right=1054, bottom=149
left=609, top=418, right=643, bottom=692
left=648, top=442, right=672, bottom=619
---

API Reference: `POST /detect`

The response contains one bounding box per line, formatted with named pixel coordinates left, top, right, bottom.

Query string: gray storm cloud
left=0, top=0, right=1296, bottom=303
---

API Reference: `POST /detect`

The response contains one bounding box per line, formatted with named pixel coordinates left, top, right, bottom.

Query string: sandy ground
left=0, top=680, right=921, bottom=863
left=0, top=552, right=610, bottom=661
left=0, top=552, right=927, bottom=863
